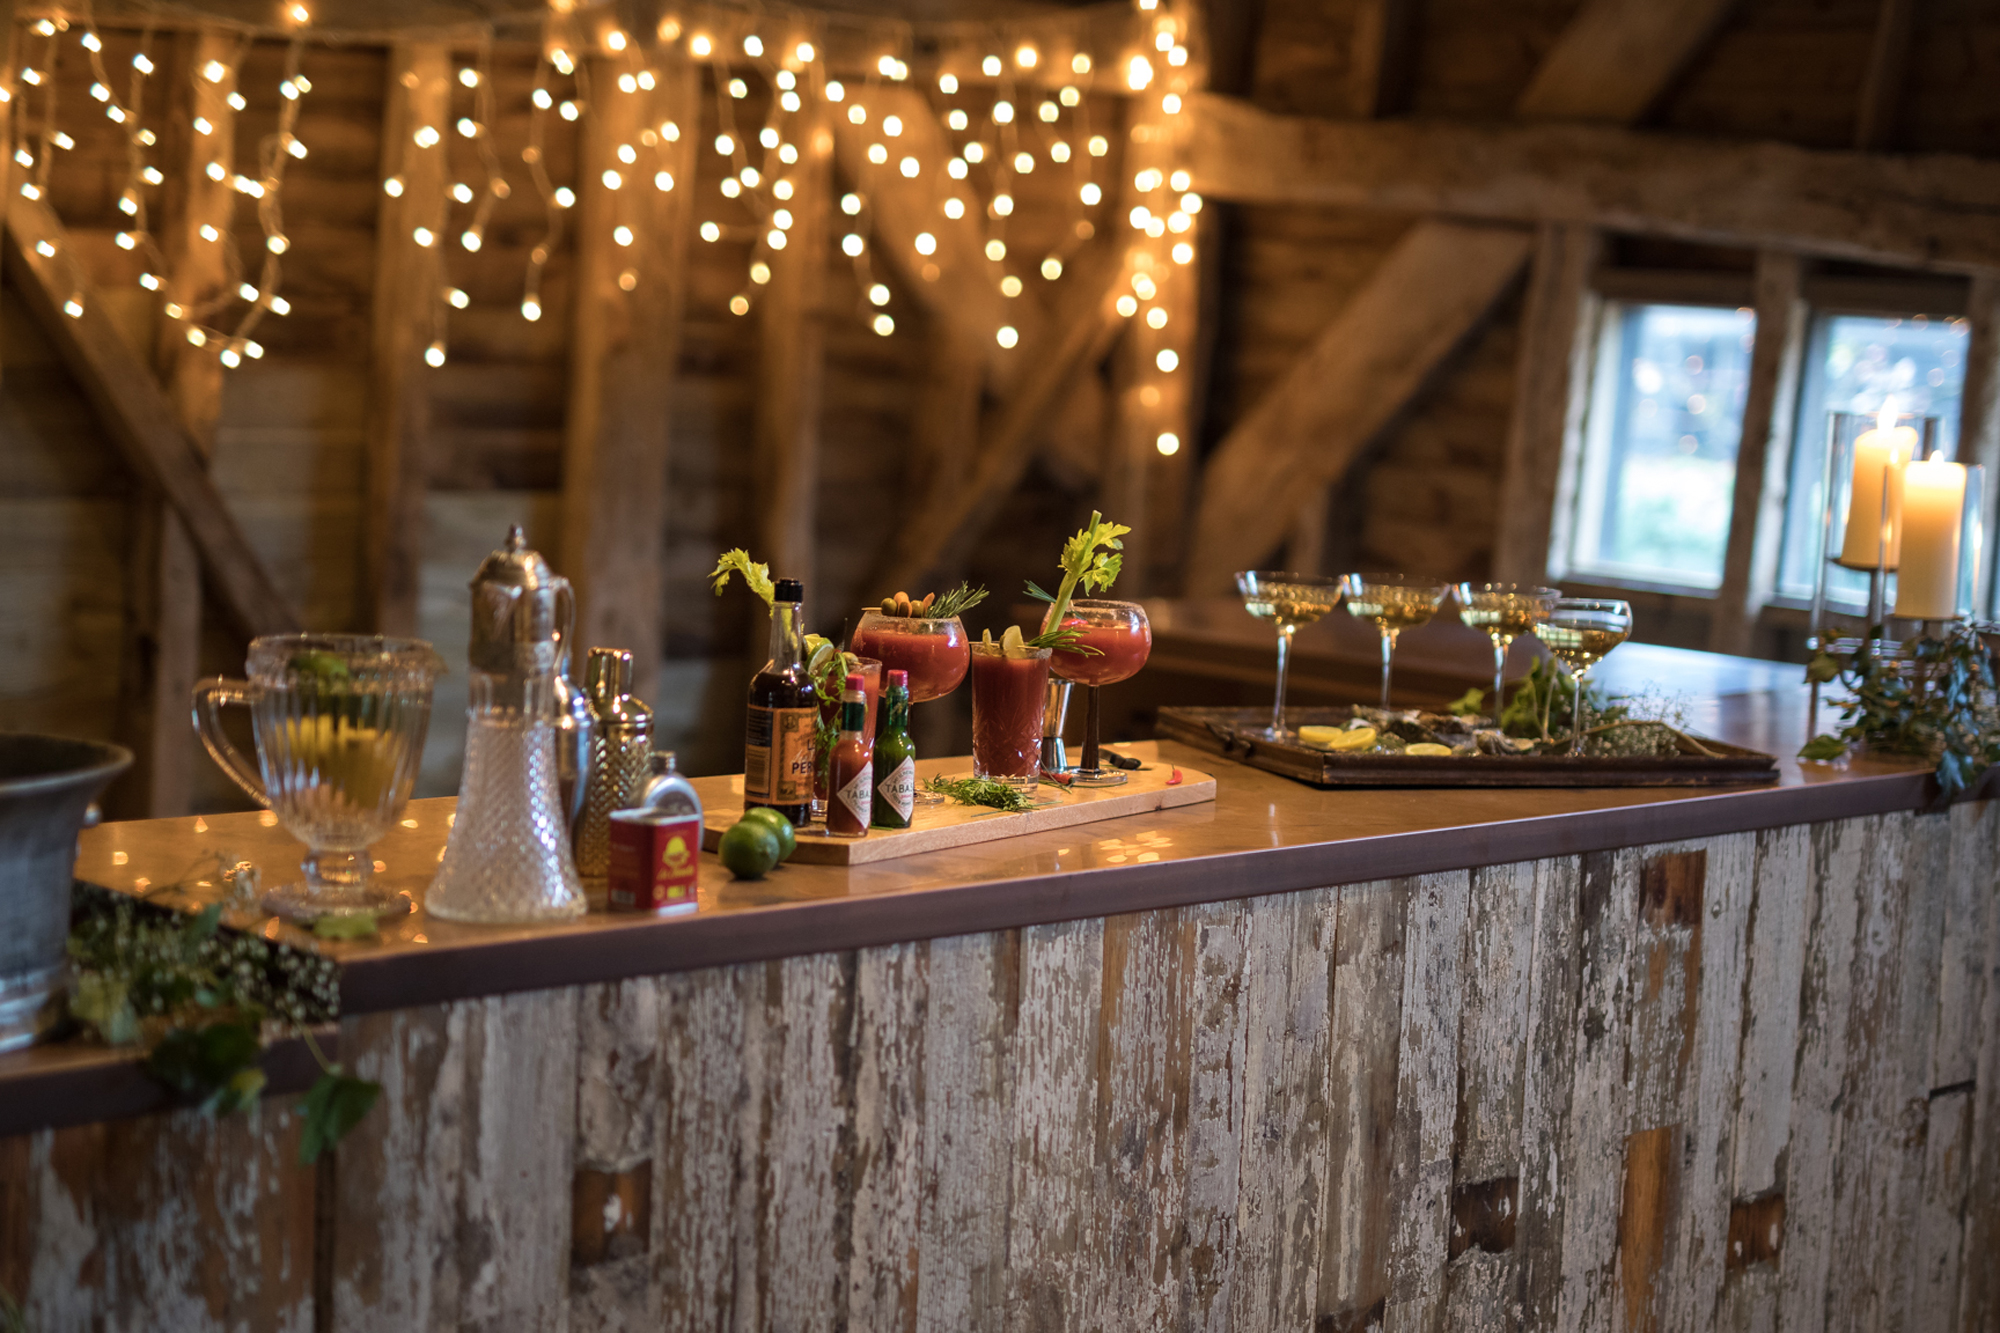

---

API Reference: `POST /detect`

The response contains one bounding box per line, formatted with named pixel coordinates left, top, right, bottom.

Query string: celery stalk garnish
left=1025, top=511, right=1132, bottom=654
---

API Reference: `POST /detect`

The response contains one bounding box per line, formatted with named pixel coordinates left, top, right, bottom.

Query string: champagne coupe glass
left=1342, top=574, right=1450, bottom=710
left=193, top=634, right=445, bottom=922
left=1048, top=599, right=1152, bottom=786
left=1454, top=583, right=1561, bottom=716
left=1534, top=599, right=1634, bottom=756
left=1235, top=570, right=1344, bottom=740
left=849, top=611, right=970, bottom=807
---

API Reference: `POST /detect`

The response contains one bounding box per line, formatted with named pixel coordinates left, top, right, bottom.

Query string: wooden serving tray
left=693, top=746, right=1217, bottom=865
left=1156, top=706, right=1779, bottom=789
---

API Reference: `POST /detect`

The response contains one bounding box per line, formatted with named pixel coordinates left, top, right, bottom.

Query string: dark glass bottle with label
left=871, top=669, right=915, bottom=829
left=744, top=578, right=818, bottom=827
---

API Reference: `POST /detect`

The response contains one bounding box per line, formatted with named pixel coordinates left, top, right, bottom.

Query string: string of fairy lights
left=7, top=0, right=1199, bottom=457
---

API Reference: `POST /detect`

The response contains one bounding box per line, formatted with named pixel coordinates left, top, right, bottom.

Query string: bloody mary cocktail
left=1050, top=617, right=1152, bottom=687
left=849, top=613, right=970, bottom=703
left=970, top=642, right=1052, bottom=786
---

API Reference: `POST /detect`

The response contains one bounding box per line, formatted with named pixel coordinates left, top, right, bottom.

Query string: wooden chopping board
left=693, top=743, right=1217, bottom=865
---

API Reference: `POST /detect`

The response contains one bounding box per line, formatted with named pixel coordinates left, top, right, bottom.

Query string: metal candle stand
left=1805, top=412, right=1941, bottom=744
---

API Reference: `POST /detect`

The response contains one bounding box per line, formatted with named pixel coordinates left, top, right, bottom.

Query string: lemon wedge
left=1404, top=742, right=1454, bottom=757
left=1300, top=725, right=1377, bottom=752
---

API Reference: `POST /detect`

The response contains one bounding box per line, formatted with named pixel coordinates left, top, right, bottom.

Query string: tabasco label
left=873, top=755, right=915, bottom=828
left=606, top=810, right=702, bottom=914
left=835, top=763, right=873, bottom=829
left=744, top=705, right=817, bottom=805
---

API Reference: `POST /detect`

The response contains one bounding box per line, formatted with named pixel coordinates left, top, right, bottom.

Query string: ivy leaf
left=70, top=972, right=140, bottom=1046
left=312, top=913, right=381, bottom=942
left=145, top=1017, right=264, bottom=1113
left=299, top=1069, right=383, bottom=1164
left=1798, top=734, right=1849, bottom=763
left=1804, top=650, right=1843, bottom=685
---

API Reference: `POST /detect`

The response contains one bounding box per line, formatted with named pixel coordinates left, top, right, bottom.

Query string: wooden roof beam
left=1187, top=96, right=2000, bottom=276
left=4, top=196, right=298, bottom=639
left=1185, top=223, right=1533, bottom=588
left=1514, top=0, right=1738, bottom=124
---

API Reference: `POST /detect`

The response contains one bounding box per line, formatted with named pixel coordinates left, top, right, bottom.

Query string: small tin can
left=606, top=808, right=702, bottom=914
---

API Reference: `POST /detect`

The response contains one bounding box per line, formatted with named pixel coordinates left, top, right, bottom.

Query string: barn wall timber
left=6, top=802, right=1999, bottom=1329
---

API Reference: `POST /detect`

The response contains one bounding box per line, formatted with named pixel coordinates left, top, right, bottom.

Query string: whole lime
left=719, top=819, right=782, bottom=879
left=739, top=806, right=798, bottom=862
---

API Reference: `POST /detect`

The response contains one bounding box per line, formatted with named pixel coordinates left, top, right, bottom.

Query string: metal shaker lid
left=585, top=647, right=654, bottom=736
left=469, top=525, right=572, bottom=676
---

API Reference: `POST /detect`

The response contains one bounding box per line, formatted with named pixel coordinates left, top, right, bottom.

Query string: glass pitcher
left=194, top=634, right=445, bottom=922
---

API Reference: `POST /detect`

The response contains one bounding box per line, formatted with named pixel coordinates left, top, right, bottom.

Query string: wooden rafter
left=1514, top=0, right=1738, bottom=123
left=362, top=42, right=449, bottom=638
left=1709, top=252, right=1807, bottom=654
left=560, top=51, right=699, bottom=687
left=1187, top=96, right=2000, bottom=276
left=874, top=239, right=1133, bottom=595
left=1854, top=0, right=1914, bottom=152
left=5, top=197, right=298, bottom=639
left=1185, top=224, right=1533, bottom=588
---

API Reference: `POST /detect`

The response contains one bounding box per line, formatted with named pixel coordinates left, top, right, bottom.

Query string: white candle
left=1838, top=409, right=1917, bottom=568
left=1895, top=453, right=1966, bottom=621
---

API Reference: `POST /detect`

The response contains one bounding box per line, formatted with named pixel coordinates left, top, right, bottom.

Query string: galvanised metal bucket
left=0, top=733, right=131, bottom=1052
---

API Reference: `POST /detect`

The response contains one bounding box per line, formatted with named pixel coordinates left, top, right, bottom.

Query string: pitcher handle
left=191, top=678, right=271, bottom=808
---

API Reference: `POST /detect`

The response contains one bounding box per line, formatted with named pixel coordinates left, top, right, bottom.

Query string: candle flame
left=1877, top=405, right=1896, bottom=435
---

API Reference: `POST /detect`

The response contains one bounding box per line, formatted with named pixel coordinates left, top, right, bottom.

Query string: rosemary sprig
left=927, top=582, right=990, bottom=620
left=1025, top=511, right=1131, bottom=652
left=924, top=773, right=1038, bottom=812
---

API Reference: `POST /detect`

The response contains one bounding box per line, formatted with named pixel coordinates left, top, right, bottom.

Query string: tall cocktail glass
left=1453, top=583, right=1560, bottom=715
left=850, top=611, right=970, bottom=807
left=1048, top=599, right=1152, bottom=786
left=193, top=633, right=445, bottom=922
left=971, top=642, right=1052, bottom=790
left=1234, top=570, right=1344, bottom=739
left=1535, top=598, right=1634, bottom=755
left=1342, top=573, right=1449, bottom=710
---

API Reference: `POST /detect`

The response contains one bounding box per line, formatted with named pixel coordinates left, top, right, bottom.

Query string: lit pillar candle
left=1895, top=453, right=1967, bottom=620
left=1839, top=408, right=1917, bottom=568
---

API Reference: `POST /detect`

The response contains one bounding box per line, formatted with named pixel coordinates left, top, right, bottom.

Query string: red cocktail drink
left=970, top=644, right=1052, bottom=786
left=1050, top=618, right=1152, bottom=686
left=849, top=615, right=969, bottom=703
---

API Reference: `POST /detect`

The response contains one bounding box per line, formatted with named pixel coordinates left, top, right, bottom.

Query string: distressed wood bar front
left=3, top=728, right=1998, bottom=1331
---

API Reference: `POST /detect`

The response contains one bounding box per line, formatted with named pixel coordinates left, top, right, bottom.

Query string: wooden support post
left=109, top=27, right=240, bottom=816
left=1186, top=225, right=1532, bottom=592
left=1492, top=224, right=1600, bottom=587
left=362, top=43, right=449, bottom=639
left=1960, top=275, right=2000, bottom=618
left=1854, top=0, right=1914, bottom=151
left=559, top=52, right=698, bottom=687
left=4, top=199, right=296, bottom=641
left=1345, top=0, right=1418, bottom=118
left=750, top=97, right=833, bottom=604
left=1709, top=252, right=1806, bottom=655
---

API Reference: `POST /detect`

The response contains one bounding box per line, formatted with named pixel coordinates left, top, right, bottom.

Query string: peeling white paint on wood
left=1180, top=899, right=1249, bottom=1332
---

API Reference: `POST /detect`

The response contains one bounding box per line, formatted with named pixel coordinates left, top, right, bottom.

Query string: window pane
left=1568, top=303, right=1756, bottom=590
left=1775, top=314, right=1971, bottom=604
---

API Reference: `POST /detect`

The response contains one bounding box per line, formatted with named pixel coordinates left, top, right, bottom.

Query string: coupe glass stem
left=1490, top=635, right=1509, bottom=713
left=1082, top=686, right=1102, bottom=773
left=1271, top=623, right=1296, bottom=735
left=1379, top=629, right=1398, bottom=710
left=1569, top=666, right=1589, bottom=757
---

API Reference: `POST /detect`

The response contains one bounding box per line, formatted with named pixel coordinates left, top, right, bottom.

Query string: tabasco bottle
left=872, top=668, right=915, bottom=829
left=744, top=577, right=818, bottom=827
left=827, top=673, right=872, bottom=838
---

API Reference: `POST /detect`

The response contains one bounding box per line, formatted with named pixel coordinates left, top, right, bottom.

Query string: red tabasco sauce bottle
left=827, top=673, right=872, bottom=838
left=744, top=577, right=818, bottom=827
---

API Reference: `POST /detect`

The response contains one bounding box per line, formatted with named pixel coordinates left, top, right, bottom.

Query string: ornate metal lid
left=469, top=526, right=572, bottom=676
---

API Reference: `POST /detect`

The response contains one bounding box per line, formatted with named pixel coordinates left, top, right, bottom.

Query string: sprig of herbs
left=1801, top=621, right=2000, bottom=803
left=709, top=549, right=776, bottom=609
left=925, top=582, right=989, bottom=620
left=924, top=773, right=1039, bottom=812
left=1025, top=511, right=1131, bottom=653
left=65, top=886, right=378, bottom=1163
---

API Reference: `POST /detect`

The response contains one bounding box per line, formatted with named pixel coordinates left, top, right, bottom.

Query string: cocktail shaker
left=1042, top=678, right=1072, bottom=773
left=575, top=647, right=655, bottom=879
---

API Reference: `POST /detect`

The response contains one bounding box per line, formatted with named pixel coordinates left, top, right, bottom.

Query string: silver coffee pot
left=468, top=525, right=594, bottom=828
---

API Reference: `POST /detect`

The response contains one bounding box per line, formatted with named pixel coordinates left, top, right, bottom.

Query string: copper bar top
left=66, top=641, right=1935, bottom=1013
left=0, top=641, right=1964, bottom=1133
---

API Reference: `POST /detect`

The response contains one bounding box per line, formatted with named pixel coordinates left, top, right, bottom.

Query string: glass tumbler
left=424, top=673, right=588, bottom=925
left=193, top=633, right=445, bottom=923
left=971, top=641, right=1053, bottom=790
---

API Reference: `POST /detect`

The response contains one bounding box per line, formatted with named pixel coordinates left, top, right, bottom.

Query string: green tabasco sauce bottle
left=871, top=668, right=915, bottom=828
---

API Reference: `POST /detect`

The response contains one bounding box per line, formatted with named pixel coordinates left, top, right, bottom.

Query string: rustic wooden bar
left=2, top=661, right=1997, bottom=1331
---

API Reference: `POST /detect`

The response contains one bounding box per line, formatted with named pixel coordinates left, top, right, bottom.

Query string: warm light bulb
left=899, top=156, right=919, bottom=178
left=1000, top=275, right=1023, bottom=297
left=202, top=60, right=227, bottom=83
left=996, top=325, right=1018, bottom=348
left=993, top=193, right=1014, bottom=216
left=1072, top=53, right=1092, bottom=73
left=655, top=171, right=675, bottom=191
left=1016, top=45, right=1038, bottom=68
left=944, top=198, right=965, bottom=219
left=384, top=175, right=406, bottom=196
left=522, top=297, right=543, bottom=320
left=1014, top=152, right=1034, bottom=173
left=914, top=233, right=937, bottom=255
left=1172, top=242, right=1194, bottom=264
left=1147, top=307, right=1168, bottom=328
left=1080, top=183, right=1102, bottom=205
left=690, top=34, right=712, bottom=57
left=940, top=74, right=959, bottom=94
left=1156, top=432, right=1180, bottom=456
left=461, top=230, right=482, bottom=251
left=603, top=169, right=623, bottom=190
left=993, top=101, right=1014, bottom=124
left=1128, top=56, right=1153, bottom=89
left=982, top=55, right=1002, bottom=76
left=614, top=226, right=634, bottom=246
left=948, top=159, right=969, bottom=179
left=796, top=42, right=815, bottom=63
left=1088, top=135, right=1109, bottom=156
left=751, top=263, right=771, bottom=284
left=841, top=193, right=862, bottom=214
left=1116, top=294, right=1138, bottom=317
left=700, top=222, right=721, bottom=242
left=448, top=288, right=469, bottom=308
left=555, top=187, right=577, bottom=208
left=843, top=234, right=865, bottom=256
left=827, top=81, right=845, bottom=101
left=873, top=313, right=895, bottom=336
left=868, top=144, right=888, bottom=165
left=425, top=342, right=445, bottom=367
left=1041, top=257, right=1063, bottom=280
left=985, top=239, right=1006, bottom=261
left=743, top=34, right=763, bottom=56
left=1156, top=349, right=1179, bottom=372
